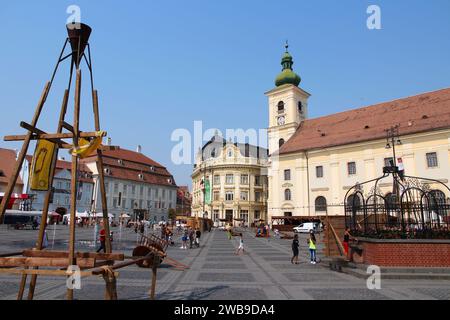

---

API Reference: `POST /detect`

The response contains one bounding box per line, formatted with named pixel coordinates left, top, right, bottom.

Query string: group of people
left=291, top=231, right=319, bottom=264
left=180, top=227, right=201, bottom=249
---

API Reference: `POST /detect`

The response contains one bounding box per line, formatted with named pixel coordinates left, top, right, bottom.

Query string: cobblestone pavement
left=0, top=225, right=449, bottom=300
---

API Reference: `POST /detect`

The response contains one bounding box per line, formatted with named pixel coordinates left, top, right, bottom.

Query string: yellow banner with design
left=29, top=140, right=55, bottom=191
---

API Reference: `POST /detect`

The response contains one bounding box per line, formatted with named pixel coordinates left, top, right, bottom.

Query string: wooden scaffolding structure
left=0, top=23, right=187, bottom=300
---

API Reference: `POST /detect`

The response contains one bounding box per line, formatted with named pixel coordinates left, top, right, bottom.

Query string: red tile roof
left=279, top=87, right=450, bottom=155
left=81, top=148, right=177, bottom=187
left=0, top=148, right=23, bottom=185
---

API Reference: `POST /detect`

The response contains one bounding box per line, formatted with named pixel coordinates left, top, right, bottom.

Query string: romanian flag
left=29, top=140, right=55, bottom=191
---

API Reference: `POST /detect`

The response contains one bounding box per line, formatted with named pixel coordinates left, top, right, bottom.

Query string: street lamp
left=385, top=125, right=402, bottom=167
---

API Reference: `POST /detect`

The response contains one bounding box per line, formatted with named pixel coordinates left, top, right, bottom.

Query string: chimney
left=107, top=138, right=112, bottom=146
left=137, top=145, right=142, bottom=153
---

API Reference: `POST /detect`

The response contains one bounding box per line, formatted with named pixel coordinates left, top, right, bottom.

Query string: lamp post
left=385, top=125, right=403, bottom=205
left=384, top=125, right=402, bottom=167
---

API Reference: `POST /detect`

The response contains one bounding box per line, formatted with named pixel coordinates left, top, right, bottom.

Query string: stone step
left=339, top=265, right=450, bottom=280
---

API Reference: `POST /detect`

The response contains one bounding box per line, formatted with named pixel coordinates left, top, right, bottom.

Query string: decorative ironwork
left=344, top=168, right=450, bottom=239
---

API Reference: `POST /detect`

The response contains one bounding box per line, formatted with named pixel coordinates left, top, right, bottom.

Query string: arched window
left=278, top=101, right=285, bottom=112
left=315, top=196, right=327, bottom=212
left=210, top=148, right=216, bottom=158
left=284, top=189, right=292, bottom=201
left=347, top=194, right=362, bottom=210
left=429, top=190, right=447, bottom=211
left=385, top=193, right=397, bottom=211
left=298, top=101, right=303, bottom=113
left=279, top=139, right=285, bottom=148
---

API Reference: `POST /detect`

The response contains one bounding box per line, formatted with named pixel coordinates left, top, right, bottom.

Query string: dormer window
left=211, top=148, right=216, bottom=158
left=278, top=101, right=285, bottom=113
left=150, top=166, right=155, bottom=172
left=104, top=168, right=111, bottom=175
left=138, top=173, right=144, bottom=180
left=117, top=159, right=124, bottom=165
left=167, top=178, right=173, bottom=184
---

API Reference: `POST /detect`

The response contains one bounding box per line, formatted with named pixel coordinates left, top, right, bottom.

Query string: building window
left=226, top=174, right=234, bottom=185
left=162, top=189, right=166, bottom=198
left=240, top=191, right=249, bottom=201
left=140, top=186, right=144, bottom=197
left=114, top=183, right=119, bottom=194
left=225, top=191, right=234, bottom=201
left=426, top=152, right=438, bottom=168
left=211, top=148, right=216, bottom=158
left=277, top=101, right=285, bottom=113
left=104, top=182, right=109, bottom=192
left=254, top=210, right=260, bottom=220
left=316, top=166, right=323, bottom=178
left=123, top=185, right=128, bottom=196
left=315, top=196, right=327, bottom=212
left=213, top=191, right=220, bottom=201
left=240, top=174, right=249, bottom=185
left=255, top=175, right=261, bottom=186
left=213, top=175, right=220, bottom=185
left=284, top=189, right=292, bottom=201
left=255, top=191, right=261, bottom=202
left=132, top=185, right=136, bottom=195
left=347, top=162, right=356, bottom=175
left=279, top=139, right=285, bottom=148
left=298, top=101, right=303, bottom=113
left=284, top=169, right=291, bottom=181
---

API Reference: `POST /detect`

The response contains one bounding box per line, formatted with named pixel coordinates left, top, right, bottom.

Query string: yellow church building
left=267, top=45, right=450, bottom=221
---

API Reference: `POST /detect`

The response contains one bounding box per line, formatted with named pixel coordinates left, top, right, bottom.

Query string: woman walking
left=308, top=232, right=317, bottom=264
left=291, top=234, right=299, bottom=264
left=235, top=233, right=244, bottom=255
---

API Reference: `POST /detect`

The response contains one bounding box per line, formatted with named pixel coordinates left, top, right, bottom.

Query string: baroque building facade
left=266, top=45, right=450, bottom=221
left=191, top=135, right=268, bottom=226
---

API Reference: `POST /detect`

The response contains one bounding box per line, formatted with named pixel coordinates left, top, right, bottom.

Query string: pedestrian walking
left=235, top=233, right=244, bottom=255
left=189, top=228, right=195, bottom=249
left=195, top=229, right=201, bottom=248
left=291, top=234, right=299, bottom=264
left=308, top=232, right=317, bottom=264
left=96, top=221, right=106, bottom=253
left=343, top=227, right=355, bottom=258
left=181, top=229, right=188, bottom=250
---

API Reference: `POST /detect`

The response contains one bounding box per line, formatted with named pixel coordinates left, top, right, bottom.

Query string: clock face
left=277, top=116, right=285, bottom=126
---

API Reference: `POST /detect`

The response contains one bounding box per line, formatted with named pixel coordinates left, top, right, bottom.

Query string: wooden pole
left=150, top=254, right=160, bottom=300
left=0, top=82, right=50, bottom=224
left=26, top=89, right=70, bottom=300
left=92, top=90, right=111, bottom=253
left=67, top=70, right=81, bottom=300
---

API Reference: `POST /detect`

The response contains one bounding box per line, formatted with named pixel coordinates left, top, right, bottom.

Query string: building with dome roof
left=191, top=134, right=268, bottom=226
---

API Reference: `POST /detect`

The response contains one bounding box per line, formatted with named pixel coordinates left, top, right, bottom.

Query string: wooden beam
left=0, top=257, right=96, bottom=268
left=19, top=122, right=106, bottom=140
left=22, top=250, right=124, bottom=261
left=67, top=69, right=82, bottom=301
left=92, top=90, right=112, bottom=254
left=0, top=268, right=117, bottom=277
left=26, top=89, right=70, bottom=301
left=0, top=82, right=50, bottom=224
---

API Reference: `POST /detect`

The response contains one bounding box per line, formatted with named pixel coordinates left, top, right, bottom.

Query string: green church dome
left=275, top=43, right=301, bottom=87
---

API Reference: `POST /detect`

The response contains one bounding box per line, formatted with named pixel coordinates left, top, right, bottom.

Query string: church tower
left=266, top=43, right=311, bottom=155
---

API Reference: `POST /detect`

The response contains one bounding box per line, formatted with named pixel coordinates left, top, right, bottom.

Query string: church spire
left=275, top=41, right=301, bottom=87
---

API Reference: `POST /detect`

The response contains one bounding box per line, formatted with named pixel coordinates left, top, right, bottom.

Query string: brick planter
left=352, top=238, right=450, bottom=267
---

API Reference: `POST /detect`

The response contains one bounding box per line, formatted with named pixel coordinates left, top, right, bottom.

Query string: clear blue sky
left=1, top=0, right=449, bottom=188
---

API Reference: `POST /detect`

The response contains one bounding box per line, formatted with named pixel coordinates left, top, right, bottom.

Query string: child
left=308, top=232, right=317, bottom=264
left=291, top=234, right=299, bottom=264
left=235, top=233, right=244, bottom=255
